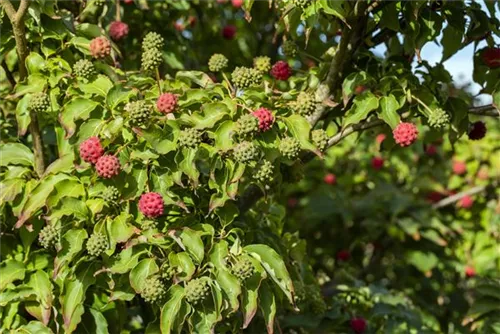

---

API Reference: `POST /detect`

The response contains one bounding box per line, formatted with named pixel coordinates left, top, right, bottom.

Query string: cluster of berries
left=79, top=137, right=121, bottom=179
left=141, top=32, right=164, bottom=70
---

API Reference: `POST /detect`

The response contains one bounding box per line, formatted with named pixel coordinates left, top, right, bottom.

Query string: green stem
left=411, top=94, right=434, bottom=116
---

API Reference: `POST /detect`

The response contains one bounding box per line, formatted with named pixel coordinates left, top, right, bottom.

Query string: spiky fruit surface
left=393, top=122, right=418, bottom=147
left=141, top=220, right=158, bottom=230
left=252, top=108, right=274, bottom=132
left=254, top=160, right=274, bottom=183
left=139, top=192, right=164, bottom=218
left=311, top=129, right=328, bottom=151
left=428, top=108, right=450, bottom=129
left=468, top=121, right=486, bottom=140
left=453, top=160, right=467, bottom=175
left=279, top=137, right=301, bottom=160
left=350, top=317, right=367, bottom=334
left=142, top=32, right=165, bottom=51
left=96, top=155, right=121, bottom=178
left=79, top=136, right=104, bottom=164
left=208, top=54, right=228, bottom=72
left=90, top=36, right=111, bottom=59
left=324, top=173, right=336, bottom=185
left=270, top=61, right=292, bottom=80
left=371, top=156, right=384, bottom=170
left=282, top=40, right=298, bottom=57
left=28, top=93, right=50, bottom=113
left=141, top=275, right=167, bottom=303
left=233, top=141, right=258, bottom=163
left=293, top=0, right=312, bottom=9
left=160, top=263, right=177, bottom=281
left=156, top=93, right=178, bottom=114
left=38, top=225, right=60, bottom=250
left=231, top=66, right=262, bottom=88
left=102, top=186, right=120, bottom=202
left=290, top=92, right=316, bottom=116
left=109, top=21, right=129, bottom=41
left=231, top=257, right=255, bottom=280
left=126, top=101, right=152, bottom=126
left=185, top=278, right=211, bottom=305
left=142, top=48, right=163, bottom=70
left=178, top=128, right=202, bottom=148
left=235, top=114, right=259, bottom=137
left=481, top=47, right=500, bottom=68
left=73, top=59, right=96, bottom=79
left=253, top=56, right=271, bottom=73
left=222, top=25, right=236, bottom=39
left=86, top=233, right=108, bottom=257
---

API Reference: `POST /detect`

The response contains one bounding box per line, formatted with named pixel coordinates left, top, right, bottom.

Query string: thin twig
left=469, top=104, right=499, bottom=117
left=432, top=186, right=486, bottom=209
left=115, top=0, right=121, bottom=21
left=1, top=60, right=16, bottom=87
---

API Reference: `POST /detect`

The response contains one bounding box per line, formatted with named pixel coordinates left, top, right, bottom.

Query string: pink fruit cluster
left=80, top=137, right=104, bottom=164
left=156, top=93, right=178, bottom=114
left=324, top=173, right=336, bottom=185
left=350, top=317, right=367, bottom=333
left=459, top=195, right=474, bottom=209
left=465, top=266, right=476, bottom=278
left=90, top=36, right=111, bottom=59
left=392, top=122, right=418, bottom=147
left=95, top=155, right=121, bottom=178
left=270, top=61, right=292, bottom=80
left=222, top=25, right=236, bottom=39
left=371, top=157, right=384, bottom=170
left=468, top=121, right=486, bottom=140
left=109, top=21, right=129, bottom=41
left=252, top=108, right=274, bottom=132
left=139, top=192, right=164, bottom=218
left=452, top=160, right=466, bottom=175
left=79, top=137, right=121, bottom=178
left=482, top=47, right=500, bottom=68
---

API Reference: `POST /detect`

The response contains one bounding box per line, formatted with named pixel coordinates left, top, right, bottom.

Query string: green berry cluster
left=126, top=101, right=153, bottom=127
left=73, top=59, right=96, bottom=80
left=208, top=54, right=228, bottom=72
left=178, top=128, right=202, bottom=148
left=235, top=114, right=259, bottom=137
left=160, top=262, right=177, bottom=281
left=38, top=224, right=60, bottom=250
left=279, top=137, right=301, bottom=160
left=290, top=92, right=316, bottom=116
left=253, top=56, right=271, bottom=73
left=293, top=0, right=312, bottom=9
left=141, top=48, right=163, bottom=71
left=282, top=40, right=298, bottom=57
left=86, top=233, right=108, bottom=257
left=305, top=285, right=327, bottom=314
left=233, top=141, right=258, bottom=163
left=142, top=32, right=165, bottom=51
left=141, top=275, right=167, bottom=304
left=231, top=67, right=262, bottom=89
left=141, top=220, right=158, bottom=230
left=428, top=108, right=450, bottom=129
left=254, top=160, right=274, bottom=183
left=185, top=278, right=211, bottom=306
left=28, top=93, right=50, bottom=113
left=293, top=280, right=306, bottom=304
left=231, top=257, right=255, bottom=281
left=311, top=129, right=328, bottom=151
left=101, top=186, right=120, bottom=202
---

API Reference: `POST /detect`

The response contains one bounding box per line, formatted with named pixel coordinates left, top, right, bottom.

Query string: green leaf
left=129, top=259, right=159, bottom=293
left=244, top=244, right=295, bottom=305
left=15, top=95, right=31, bottom=136
left=406, top=251, right=438, bottom=273
left=343, top=93, right=379, bottom=127
left=241, top=254, right=267, bottom=328
left=88, top=309, right=110, bottom=334
left=0, top=179, right=24, bottom=204
left=168, top=252, right=195, bottom=282
left=441, top=24, right=464, bottom=62
left=0, top=260, right=25, bottom=291
left=139, top=122, right=179, bottom=154
left=108, top=246, right=146, bottom=274
left=79, top=75, right=113, bottom=97
left=26, top=52, right=47, bottom=75
left=317, top=0, right=346, bottom=22
left=378, top=95, right=401, bottom=129
left=282, top=115, right=318, bottom=154
left=176, top=71, right=213, bottom=87
left=60, top=98, right=100, bottom=138
left=106, top=85, right=136, bottom=110
left=55, top=229, right=88, bottom=273
left=259, top=282, right=277, bottom=334
left=169, top=228, right=204, bottom=264
left=178, top=148, right=200, bottom=186
left=180, top=102, right=230, bottom=130
left=214, top=121, right=236, bottom=151
left=15, top=321, right=53, bottom=334
left=43, top=154, right=75, bottom=176
left=107, top=212, right=135, bottom=247
left=27, top=271, right=53, bottom=325
left=160, top=285, right=186, bottom=334
left=0, top=143, right=34, bottom=167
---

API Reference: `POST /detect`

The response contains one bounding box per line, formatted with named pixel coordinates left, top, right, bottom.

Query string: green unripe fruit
left=282, top=40, right=298, bottom=57
left=279, top=137, right=301, bottom=160
left=293, top=280, right=306, bottom=303
left=428, top=108, right=450, bottom=129
left=141, top=220, right=158, bottom=230
left=73, top=59, right=96, bottom=80
left=101, top=186, right=120, bottom=202
left=293, top=0, right=311, bottom=9
left=305, top=285, right=327, bottom=314
left=254, top=160, right=274, bottom=183
left=185, top=277, right=211, bottom=306
left=231, top=257, right=255, bottom=281
left=231, top=66, right=262, bottom=89
left=253, top=56, right=271, bottom=73
left=38, top=224, right=60, bottom=250
left=208, top=54, right=228, bottom=72
left=233, top=141, right=259, bottom=163
left=160, top=263, right=177, bottom=281
left=311, top=129, right=328, bottom=151
left=86, top=233, right=108, bottom=257
left=141, top=275, right=167, bottom=304
left=28, top=93, right=50, bottom=113
left=142, top=32, right=164, bottom=51
left=290, top=92, right=316, bottom=116
left=235, top=114, right=259, bottom=137
left=178, top=128, right=202, bottom=148
left=126, top=101, right=153, bottom=127
left=141, top=48, right=163, bottom=71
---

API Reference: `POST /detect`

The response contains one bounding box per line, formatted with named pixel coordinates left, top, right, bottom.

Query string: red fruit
left=354, top=85, right=366, bottom=94
left=468, top=121, right=486, bottom=140
left=270, top=61, right=292, bottom=81
left=459, top=195, right=473, bottom=209
left=252, top=108, right=274, bottom=132
left=109, top=21, right=129, bottom=41
left=188, top=16, right=197, bottom=27
left=287, top=197, right=298, bottom=208
left=174, top=22, right=184, bottom=31
left=465, top=266, right=476, bottom=278
left=336, top=250, right=350, bottom=262
left=481, top=47, right=500, bottom=68
left=95, top=155, right=121, bottom=178
left=231, top=0, right=243, bottom=8
left=139, top=192, right=164, bottom=218
left=324, top=173, right=336, bottom=185
left=375, top=133, right=386, bottom=144
left=350, top=317, right=367, bottom=334
left=90, top=36, right=111, bottom=59
left=452, top=160, right=467, bottom=175
left=123, top=0, right=133, bottom=3
left=222, top=25, right=236, bottom=39
left=156, top=93, right=178, bottom=114
left=425, top=145, right=437, bottom=156
left=80, top=137, right=104, bottom=164
left=392, top=122, right=418, bottom=147
left=371, top=157, right=384, bottom=170
left=426, top=191, right=445, bottom=203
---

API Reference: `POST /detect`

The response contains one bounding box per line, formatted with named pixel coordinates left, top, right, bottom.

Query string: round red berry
left=90, top=36, right=111, bottom=59
left=375, top=133, right=386, bottom=144
left=465, top=266, right=476, bottom=278
left=459, top=195, right=473, bottom=209
left=354, top=85, right=367, bottom=94
left=95, top=155, right=121, bottom=178
left=252, top=108, right=274, bottom=132
left=287, top=197, right=298, bottom=209
left=79, top=137, right=104, bottom=164
left=426, top=191, right=445, bottom=203
left=481, top=47, right=500, bottom=68
left=468, top=121, right=486, bottom=140
left=270, top=61, right=292, bottom=81
left=336, top=249, right=350, bottom=262
left=425, top=144, right=437, bottom=156
left=156, top=93, right=178, bottom=114
left=139, top=192, right=164, bottom=218
left=109, top=21, right=129, bottom=41
left=222, top=25, right=236, bottom=39
left=392, top=122, right=418, bottom=147
left=231, top=0, right=243, bottom=8
left=323, top=173, right=336, bottom=185
left=350, top=317, right=367, bottom=334
left=452, top=160, right=467, bottom=175
left=371, top=157, right=384, bottom=170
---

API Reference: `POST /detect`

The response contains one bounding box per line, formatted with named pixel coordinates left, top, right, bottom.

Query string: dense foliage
left=0, top=0, right=499, bottom=333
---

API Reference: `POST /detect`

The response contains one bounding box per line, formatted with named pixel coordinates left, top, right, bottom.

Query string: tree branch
left=0, top=0, right=16, bottom=21
left=15, top=0, right=29, bottom=22
left=469, top=104, right=499, bottom=117
left=1, top=60, right=16, bottom=87
left=432, top=186, right=486, bottom=209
